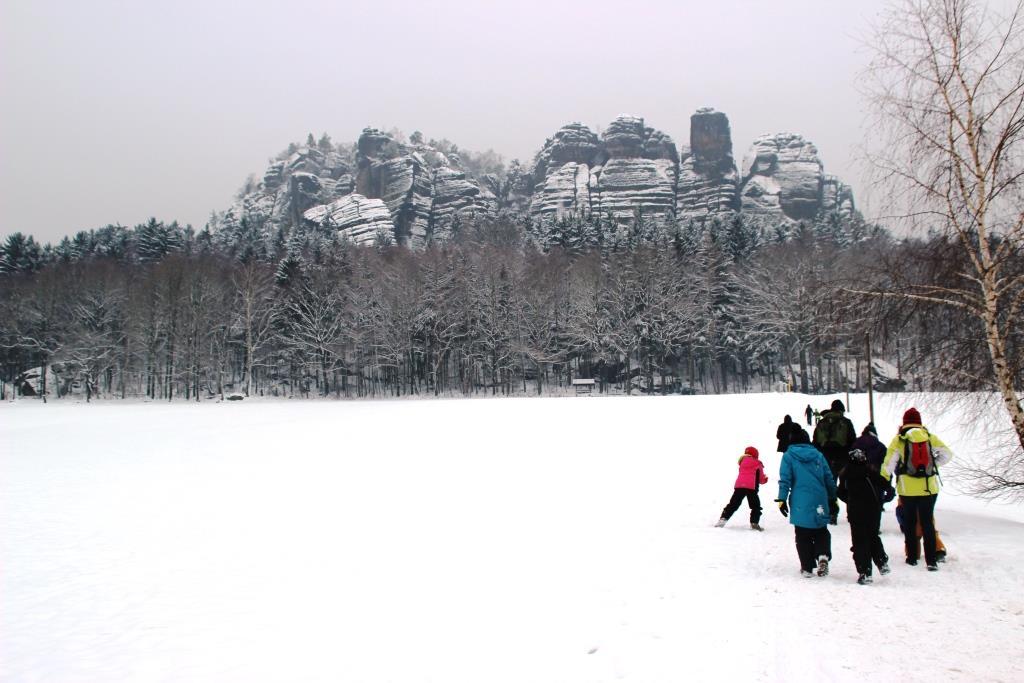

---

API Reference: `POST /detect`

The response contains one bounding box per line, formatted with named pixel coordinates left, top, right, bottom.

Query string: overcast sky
left=1, top=0, right=892, bottom=245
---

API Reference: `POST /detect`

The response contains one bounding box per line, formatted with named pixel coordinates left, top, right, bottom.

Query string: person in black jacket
left=804, top=404, right=814, bottom=426
left=837, top=446, right=891, bottom=584
left=776, top=415, right=798, bottom=453
left=851, top=423, right=896, bottom=511
left=851, top=423, right=885, bottom=465
left=813, top=400, right=857, bottom=524
left=813, top=400, right=858, bottom=477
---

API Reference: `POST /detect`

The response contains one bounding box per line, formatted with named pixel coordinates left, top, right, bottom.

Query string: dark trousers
left=901, top=494, right=939, bottom=564
left=823, top=450, right=846, bottom=481
left=720, top=488, right=762, bottom=524
left=794, top=526, right=832, bottom=572
left=848, top=505, right=888, bottom=574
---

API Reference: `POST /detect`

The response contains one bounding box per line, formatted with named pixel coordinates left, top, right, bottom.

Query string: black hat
left=863, top=422, right=877, bottom=436
left=791, top=428, right=811, bottom=445
left=831, top=399, right=845, bottom=412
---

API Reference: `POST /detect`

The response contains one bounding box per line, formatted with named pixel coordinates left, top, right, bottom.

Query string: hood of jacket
left=852, top=432, right=881, bottom=449
left=785, top=443, right=823, bottom=464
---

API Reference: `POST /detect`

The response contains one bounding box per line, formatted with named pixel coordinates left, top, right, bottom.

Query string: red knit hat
left=903, top=407, right=922, bottom=425
left=744, top=446, right=759, bottom=458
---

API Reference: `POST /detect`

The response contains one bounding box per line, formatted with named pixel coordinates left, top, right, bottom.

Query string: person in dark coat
left=776, top=428, right=837, bottom=578
left=851, top=423, right=886, bottom=469
left=836, top=447, right=891, bottom=584
left=850, top=423, right=894, bottom=507
left=812, top=399, right=857, bottom=523
left=804, top=404, right=814, bottom=426
left=813, top=399, right=858, bottom=477
left=776, top=415, right=799, bottom=453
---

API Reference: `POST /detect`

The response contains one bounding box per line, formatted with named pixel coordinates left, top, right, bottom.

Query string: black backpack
left=815, top=413, right=847, bottom=449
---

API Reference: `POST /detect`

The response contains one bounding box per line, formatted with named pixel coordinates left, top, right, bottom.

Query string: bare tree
left=231, top=260, right=276, bottom=396
left=0, top=268, right=69, bottom=402
left=278, top=279, right=348, bottom=397
left=63, top=264, right=126, bottom=401
left=863, top=0, right=1024, bottom=497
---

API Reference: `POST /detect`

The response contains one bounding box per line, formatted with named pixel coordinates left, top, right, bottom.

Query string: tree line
left=3, top=210, right=1006, bottom=403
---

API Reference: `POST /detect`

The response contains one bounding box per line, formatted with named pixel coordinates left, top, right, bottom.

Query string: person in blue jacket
left=776, top=428, right=838, bottom=577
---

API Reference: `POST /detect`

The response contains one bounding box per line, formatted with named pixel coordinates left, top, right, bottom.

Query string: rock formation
left=302, top=194, right=394, bottom=245
left=529, top=115, right=678, bottom=226
left=676, top=108, right=739, bottom=220
left=219, top=109, right=861, bottom=250
left=739, top=133, right=825, bottom=221
left=526, top=110, right=852, bottom=231
left=821, top=175, right=856, bottom=220
left=345, top=128, right=490, bottom=246
left=218, top=144, right=355, bottom=238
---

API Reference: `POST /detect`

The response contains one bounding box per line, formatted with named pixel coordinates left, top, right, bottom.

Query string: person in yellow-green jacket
left=880, top=407, right=954, bottom=571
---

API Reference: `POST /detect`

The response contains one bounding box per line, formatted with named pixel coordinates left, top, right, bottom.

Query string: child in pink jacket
left=715, top=446, right=770, bottom=531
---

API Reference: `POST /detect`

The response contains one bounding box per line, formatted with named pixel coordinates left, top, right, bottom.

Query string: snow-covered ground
left=2, top=393, right=1022, bottom=682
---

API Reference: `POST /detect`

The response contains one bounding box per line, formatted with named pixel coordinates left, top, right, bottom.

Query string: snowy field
left=2, top=393, right=1023, bottom=683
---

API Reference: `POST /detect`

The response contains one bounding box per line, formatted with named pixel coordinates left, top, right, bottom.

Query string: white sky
left=1, top=0, right=891, bottom=244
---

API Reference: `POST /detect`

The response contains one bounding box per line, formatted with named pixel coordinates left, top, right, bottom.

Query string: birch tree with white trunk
left=863, top=0, right=1024, bottom=496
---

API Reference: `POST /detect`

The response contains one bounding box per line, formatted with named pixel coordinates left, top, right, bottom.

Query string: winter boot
left=906, top=558, right=918, bottom=566
left=816, top=556, right=830, bottom=577
left=879, top=563, right=891, bottom=575
left=800, top=570, right=813, bottom=578
left=750, top=522, right=764, bottom=531
left=714, top=518, right=727, bottom=528
left=857, top=573, right=873, bottom=585
left=936, top=550, right=947, bottom=563
left=927, top=563, right=939, bottom=571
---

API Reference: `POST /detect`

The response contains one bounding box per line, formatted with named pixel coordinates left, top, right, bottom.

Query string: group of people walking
left=715, top=400, right=953, bottom=584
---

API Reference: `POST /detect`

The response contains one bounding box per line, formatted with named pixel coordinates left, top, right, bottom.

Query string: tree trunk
left=981, top=286, right=1024, bottom=452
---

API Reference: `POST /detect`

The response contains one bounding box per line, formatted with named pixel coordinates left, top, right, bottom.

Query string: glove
left=776, top=499, right=789, bottom=517
left=829, top=499, right=840, bottom=525
left=881, top=485, right=896, bottom=504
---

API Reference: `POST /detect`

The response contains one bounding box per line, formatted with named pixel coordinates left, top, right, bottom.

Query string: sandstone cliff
left=529, top=116, right=678, bottom=226
left=351, top=129, right=494, bottom=246
left=676, top=108, right=740, bottom=220
left=739, top=133, right=825, bottom=221
left=526, top=109, right=852, bottom=231
left=218, top=109, right=858, bottom=249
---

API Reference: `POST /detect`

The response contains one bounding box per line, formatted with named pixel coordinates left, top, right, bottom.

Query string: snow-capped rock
left=531, top=162, right=592, bottom=219
left=531, top=123, right=603, bottom=188
left=530, top=116, right=678, bottom=226
left=215, top=144, right=358, bottom=245
left=740, top=133, right=824, bottom=221
left=430, top=167, right=484, bottom=241
left=593, top=157, right=677, bottom=223
left=603, top=115, right=647, bottom=159
left=217, top=111, right=863, bottom=250
left=676, top=108, right=739, bottom=221
left=354, top=128, right=491, bottom=246
left=263, top=161, right=286, bottom=191
left=358, top=155, right=432, bottom=246
left=303, top=194, right=394, bottom=245
left=288, top=172, right=323, bottom=226
left=821, top=174, right=856, bottom=220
